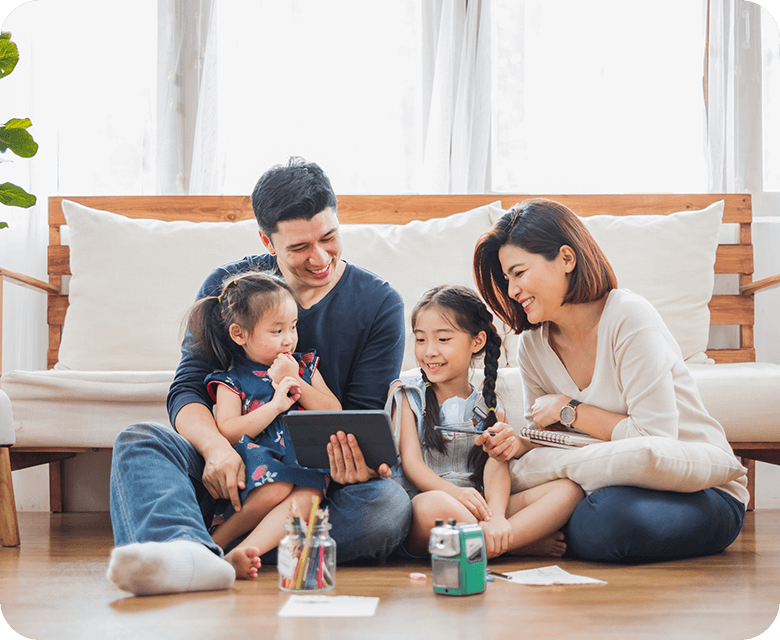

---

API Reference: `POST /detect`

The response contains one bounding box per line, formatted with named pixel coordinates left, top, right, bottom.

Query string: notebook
left=519, top=426, right=604, bottom=449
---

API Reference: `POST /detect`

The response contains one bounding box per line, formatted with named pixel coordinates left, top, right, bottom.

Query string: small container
left=277, top=522, right=336, bottom=593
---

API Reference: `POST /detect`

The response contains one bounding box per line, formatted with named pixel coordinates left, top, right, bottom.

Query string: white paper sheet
left=278, top=595, right=380, bottom=617
left=498, top=565, right=606, bottom=585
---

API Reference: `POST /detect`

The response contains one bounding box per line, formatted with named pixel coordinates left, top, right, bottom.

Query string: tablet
left=284, top=410, right=400, bottom=470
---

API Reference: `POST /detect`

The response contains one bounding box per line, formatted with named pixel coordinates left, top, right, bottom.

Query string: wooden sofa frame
left=1, top=193, right=779, bottom=547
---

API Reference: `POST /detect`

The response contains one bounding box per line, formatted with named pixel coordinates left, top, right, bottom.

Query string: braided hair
left=186, top=271, right=296, bottom=371
left=411, top=285, right=502, bottom=488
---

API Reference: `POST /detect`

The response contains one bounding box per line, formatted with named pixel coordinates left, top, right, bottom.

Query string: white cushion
left=341, top=202, right=505, bottom=370
left=1, top=369, right=173, bottom=448
left=58, top=200, right=263, bottom=371
left=492, top=201, right=725, bottom=366
left=689, top=362, right=780, bottom=442
left=508, top=436, right=747, bottom=498
left=58, top=200, right=502, bottom=373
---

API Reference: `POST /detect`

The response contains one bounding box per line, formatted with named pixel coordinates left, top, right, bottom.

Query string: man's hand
left=326, top=430, right=391, bottom=485
left=201, top=439, right=246, bottom=513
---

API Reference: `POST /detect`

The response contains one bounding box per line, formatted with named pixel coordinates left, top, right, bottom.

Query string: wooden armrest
left=0, top=267, right=60, bottom=294
left=740, top=274, right=780, bottom=296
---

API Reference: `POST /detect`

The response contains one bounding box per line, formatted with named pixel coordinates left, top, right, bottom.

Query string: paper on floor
left=278, top=595, right=380, bottom=617
left=500, top=565, right=606, bottom=585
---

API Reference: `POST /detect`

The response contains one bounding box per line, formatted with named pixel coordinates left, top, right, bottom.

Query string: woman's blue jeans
left=110, top=423, right=412, bottom=562
left=563, top=485, right=746, bottom=563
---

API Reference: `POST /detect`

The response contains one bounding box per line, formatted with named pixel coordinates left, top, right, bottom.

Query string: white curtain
left=422, top=0, right=492, bottom=193
left=157, top=0, right=218, bottom=195
left=705, top=0, right=764, bottom=195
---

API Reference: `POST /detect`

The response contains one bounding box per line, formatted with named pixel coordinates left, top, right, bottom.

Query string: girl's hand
left=268, top=353, right=300, bottom=383
left=450, top=486, right=492, bottom=521
left=480, top=516, right=513, bottom=559
left=531, top=394, right=570, bottom=428
left=270, top=376, right=302, bottom=412
left=475, top=422, right=526, bottom=461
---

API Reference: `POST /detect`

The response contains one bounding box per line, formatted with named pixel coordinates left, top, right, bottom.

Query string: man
left=107, top=158, right=411, bottom=596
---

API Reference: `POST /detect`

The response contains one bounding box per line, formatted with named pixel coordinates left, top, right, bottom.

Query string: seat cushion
left=1, top=369, right=173, bottom=448
left=0, top=390, right=14, bottom=446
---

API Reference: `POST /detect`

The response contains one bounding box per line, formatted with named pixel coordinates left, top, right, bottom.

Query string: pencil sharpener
left=429, top=518, right=486, bottom=596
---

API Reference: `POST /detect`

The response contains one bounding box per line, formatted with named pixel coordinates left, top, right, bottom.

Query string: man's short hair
left=251, top=157, right=338, bottom=236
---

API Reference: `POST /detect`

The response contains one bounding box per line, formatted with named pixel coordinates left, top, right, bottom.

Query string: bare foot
left=510, top=531, right=567, bottom=557
left=224, top=546, right=262, bottom=579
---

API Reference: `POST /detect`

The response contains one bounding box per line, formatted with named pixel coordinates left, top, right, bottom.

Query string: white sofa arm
left=0, top=389, right=13, bottom=447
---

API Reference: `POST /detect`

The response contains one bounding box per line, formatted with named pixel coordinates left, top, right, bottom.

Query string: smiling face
left=498, top=243, right=576, bottom=325
left=413, top=307, right=486, bottom=391
left=260, top=207, right=344, bottom=305
left=229, top=295, right=298, bottom=366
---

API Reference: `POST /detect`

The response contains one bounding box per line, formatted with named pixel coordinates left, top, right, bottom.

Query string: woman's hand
left=530, top=394, right=570, bottom=428
left=449, top=486, right=491, bottom=522
left=475, top=422, right=524, bottom=461
left=270, top=376, right=302, bottom=412
left=480, top=516, right=513, bottom=558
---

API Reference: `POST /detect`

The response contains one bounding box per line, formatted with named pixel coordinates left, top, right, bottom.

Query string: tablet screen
left=284, top=410, right=400, bottom=470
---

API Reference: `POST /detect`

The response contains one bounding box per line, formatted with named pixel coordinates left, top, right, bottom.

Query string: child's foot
left=511, top=531, right=567, bottom=557
left=224, top=546, right=262, bottom=580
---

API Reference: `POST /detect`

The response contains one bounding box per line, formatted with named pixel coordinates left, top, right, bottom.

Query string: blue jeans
left=110, top=423, right=412, bottom=563
left=563, top=485, right=745, bottom=563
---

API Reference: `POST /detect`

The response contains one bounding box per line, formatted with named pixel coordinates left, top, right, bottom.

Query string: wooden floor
left=1, top=511, right=779, bottom=640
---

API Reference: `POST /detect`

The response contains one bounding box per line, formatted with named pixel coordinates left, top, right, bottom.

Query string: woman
left=472, top=199, right=747, bottom=563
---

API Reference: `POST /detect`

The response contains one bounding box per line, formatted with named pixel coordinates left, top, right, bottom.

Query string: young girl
left=186, top=271, right=341, bottom=579
left=391, top=285, right=583, bottom=557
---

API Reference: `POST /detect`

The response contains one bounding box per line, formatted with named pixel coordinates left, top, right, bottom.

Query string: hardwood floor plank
left=1, top=512, right=778, bottom=640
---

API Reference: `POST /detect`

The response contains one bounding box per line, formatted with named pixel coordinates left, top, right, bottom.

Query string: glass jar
left=278, top=522, right=336, bottom=593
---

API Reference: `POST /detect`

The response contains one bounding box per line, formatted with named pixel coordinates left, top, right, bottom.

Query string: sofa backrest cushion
left=491, top=199, right=725, bottom=366
left=58, top=200, right=502, bottom=371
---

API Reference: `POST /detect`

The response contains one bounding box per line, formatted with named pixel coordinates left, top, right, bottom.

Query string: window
left=491, top=0, right=709, bottom=193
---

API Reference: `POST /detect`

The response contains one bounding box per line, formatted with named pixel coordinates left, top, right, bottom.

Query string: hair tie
left=488, top=407, right=496, bottom=412
left=217, top=296, right=222, bottom=303
left=425, top=381, right=431, bottom=388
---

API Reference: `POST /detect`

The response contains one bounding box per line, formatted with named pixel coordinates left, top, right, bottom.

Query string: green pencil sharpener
left=429, top=518, right=486, bottom=596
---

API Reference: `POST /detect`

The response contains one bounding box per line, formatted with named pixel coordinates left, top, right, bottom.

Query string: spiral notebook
left=519, top=426, right=604, bottom=449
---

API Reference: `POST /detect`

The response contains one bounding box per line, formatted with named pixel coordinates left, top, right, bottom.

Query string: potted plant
left=0, top=31, right=37, bottom=229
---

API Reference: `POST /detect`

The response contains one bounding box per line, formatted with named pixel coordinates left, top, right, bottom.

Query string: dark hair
left=251, top=157, right=338, bottom=236
left=473, top=198, right=617, bottom=334
left=411, top=285, right=501, bottom=488
left=186, top=271, right=296, bottom=371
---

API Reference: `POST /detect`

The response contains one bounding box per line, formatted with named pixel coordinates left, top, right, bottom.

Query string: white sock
left=107, top=540, right=235, bottom=596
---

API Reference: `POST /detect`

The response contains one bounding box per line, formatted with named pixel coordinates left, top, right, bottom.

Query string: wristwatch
left=560, top=399, right=582, bottom=428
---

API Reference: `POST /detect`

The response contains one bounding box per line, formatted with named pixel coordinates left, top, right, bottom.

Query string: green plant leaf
left=0, top=182, right=37, bottom=208
left=0, top=120, right=38, bottom=157
left=0, top=38, right=19, bottom=79
left=0, top=222, right=8, bottom=229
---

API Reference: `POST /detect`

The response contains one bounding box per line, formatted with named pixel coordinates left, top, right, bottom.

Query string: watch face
left=560, top=405, right=576, bottom=425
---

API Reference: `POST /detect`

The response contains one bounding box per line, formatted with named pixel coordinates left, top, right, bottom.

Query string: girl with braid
left=390, top=285, right=583, bottom=557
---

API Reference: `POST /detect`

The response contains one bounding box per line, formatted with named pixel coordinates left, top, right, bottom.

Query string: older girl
left=391, top=285, right=583, bottom=557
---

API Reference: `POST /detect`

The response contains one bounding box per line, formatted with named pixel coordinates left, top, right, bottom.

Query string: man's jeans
left=110, top=423, right=412, bottom=562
